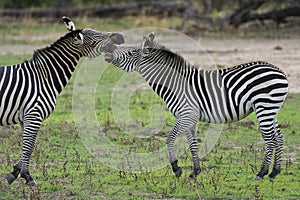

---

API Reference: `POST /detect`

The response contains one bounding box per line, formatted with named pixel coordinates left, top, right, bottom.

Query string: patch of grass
left=0, top=54, right=32, bottom=66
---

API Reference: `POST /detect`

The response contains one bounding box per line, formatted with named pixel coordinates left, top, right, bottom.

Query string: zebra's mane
left=32, top=30, right=82, bottom=62
left=150, top=42, right=195, bottom=71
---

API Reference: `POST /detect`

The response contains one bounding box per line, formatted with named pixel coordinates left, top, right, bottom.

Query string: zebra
left=2, top=17, right=124, bottom=186
left=104, top=32, right=289, bottom=180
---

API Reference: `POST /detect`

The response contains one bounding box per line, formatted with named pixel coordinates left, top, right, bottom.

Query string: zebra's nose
left=102, top=43, right=116, bottom=53
left=109, top=33, right=124, bottom=45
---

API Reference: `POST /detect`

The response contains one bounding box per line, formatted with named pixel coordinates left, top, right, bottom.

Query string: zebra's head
left=77, top=28, right=125, bottom=58
left=104, top=32, right=157, bottom=72
left=62, top=16, right=124, bottom=58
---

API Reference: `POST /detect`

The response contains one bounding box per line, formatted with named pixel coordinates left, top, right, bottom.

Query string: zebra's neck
left=32, top=40, right=81, bottom=95
left=136, top=49, right=195, bottom=114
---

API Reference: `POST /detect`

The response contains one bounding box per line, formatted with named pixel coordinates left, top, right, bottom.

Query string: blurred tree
left=0, top=0, right=52, bottom=8
left=54, top=0, right=73, bottom=8
left=202, top=0, right=225, bottom=14
left=0, top=0, right=177, bottom=8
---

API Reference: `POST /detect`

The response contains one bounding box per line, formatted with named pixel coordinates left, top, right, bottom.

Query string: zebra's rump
left=193, top=61, right=288, bottom=123
left=223, top=61, right=288, bottom=105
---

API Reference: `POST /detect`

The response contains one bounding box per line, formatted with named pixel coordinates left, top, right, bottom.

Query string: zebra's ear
left=62, top=16, right=76, bottom=31
left=146, top=32, right=155, bottom=48
left=142, top=36, right=151, bottom=48
left=148, top=32, right=155, bottom=42
left=141, top=36, right=149, bottom=56
left=73, top=32, right=84, bottom=45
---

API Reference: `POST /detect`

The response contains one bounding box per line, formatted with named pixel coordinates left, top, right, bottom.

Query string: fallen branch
left=228, top=0, right=267, bottom=27
left=251, top=6, right=300, bottom=24
left=228, top=0, right=300, bottom=27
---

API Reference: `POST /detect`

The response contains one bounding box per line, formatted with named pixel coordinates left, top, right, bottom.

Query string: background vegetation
left=1, top=0, right=300, bottom=39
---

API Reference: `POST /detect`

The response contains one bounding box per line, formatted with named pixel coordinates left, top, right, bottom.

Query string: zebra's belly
left=200, top=112, right=253, bottom=124
left=200, top=100, right=254, bottom=124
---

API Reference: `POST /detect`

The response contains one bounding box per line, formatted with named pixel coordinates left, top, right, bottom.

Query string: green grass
left=0, top=52, right=299, bottom=199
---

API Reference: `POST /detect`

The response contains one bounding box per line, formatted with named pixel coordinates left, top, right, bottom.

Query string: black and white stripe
left=3, top=23, right=124, bottom=186
left=105, top=32, right=288, bottom=179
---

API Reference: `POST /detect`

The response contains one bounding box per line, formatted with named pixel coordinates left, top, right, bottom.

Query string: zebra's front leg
left=19, top=119, right=41, bottom=186
left=6, top=158, right=36, bottom=186
left=167, top=116, right=198, bottom=178
left=186, top=124, right=201, bottom=178
left=167, top=135, right=182, bottom=177
left=167, top=121, right=183, bottom=177
left=6, top=162, right=22, bottom=185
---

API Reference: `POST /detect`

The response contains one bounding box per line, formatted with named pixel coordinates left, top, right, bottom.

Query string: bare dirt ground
left=0, top=35, right=299, bottom=93
left=199, top=38, right=300, bottom=93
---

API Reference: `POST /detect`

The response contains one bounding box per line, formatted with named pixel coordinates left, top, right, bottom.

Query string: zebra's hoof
left=189, top=168, right=201, bottom=179
left=6, top=173, right=17, bottom=185
left=189, top=173, right=197, bottom=179
left=268, top=172, right=278, bottom=181
left=174, top=168, right=182, bottom=177
left=254, top=176, right=263, bottom=180
left=21, top=170, right=36, bottom=186
left=269, top=168, right=280, bottom=179
left=26, top=180, right=37, bottom=187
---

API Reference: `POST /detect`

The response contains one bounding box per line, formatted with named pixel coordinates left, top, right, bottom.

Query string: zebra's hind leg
left=255, top=114, right=277, bottom=180
left=269, top=127, right=283, bottom=179
left=187, top=124, right=201, bottom=178
left=255, top=140, right=275, bottom=180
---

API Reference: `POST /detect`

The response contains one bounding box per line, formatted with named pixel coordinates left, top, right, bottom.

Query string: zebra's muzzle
left=101, top=43, right=117, bottom=53
left=104, top=52, right=113, bottom=63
